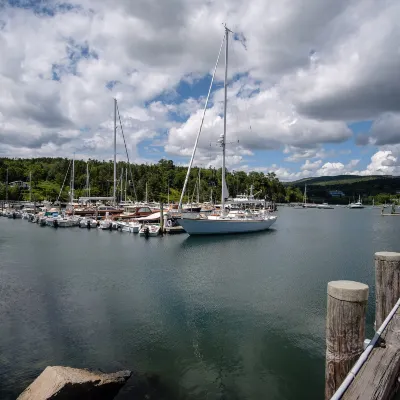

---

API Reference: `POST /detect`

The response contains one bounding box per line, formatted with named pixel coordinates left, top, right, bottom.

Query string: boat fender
left=54, top=219, right=58, bottom=228
left=109, top=223, right=112, bottom=231
left=87, top=220, right=91, bottom=229
left=166, top=219, right=172, bottom=227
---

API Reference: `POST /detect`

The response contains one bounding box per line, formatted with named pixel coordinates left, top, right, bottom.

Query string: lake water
left=1, top=207, right=399, bottom=399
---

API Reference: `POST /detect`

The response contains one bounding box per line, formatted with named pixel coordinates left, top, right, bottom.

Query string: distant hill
left=287, top=175, right=392, bottom=187
left=286, top=175, right=400, bottom=204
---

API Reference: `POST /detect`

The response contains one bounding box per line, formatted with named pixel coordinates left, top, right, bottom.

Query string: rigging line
left=178, top=29, right=225, bottom=210
left=56, top=159, right=72, bottom=203
left=116, top=102, right=138, bottom=201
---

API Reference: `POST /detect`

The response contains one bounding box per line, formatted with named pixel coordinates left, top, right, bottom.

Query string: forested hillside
left=288, top=175, right=400, bottom=204
left=0, top=158, right=298, bottom=203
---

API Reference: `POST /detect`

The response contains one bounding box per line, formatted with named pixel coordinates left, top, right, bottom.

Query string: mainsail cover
left=222, top=180, right=229, bottom=200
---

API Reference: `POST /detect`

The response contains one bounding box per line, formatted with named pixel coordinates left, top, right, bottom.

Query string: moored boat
left=176, top=26, right=277, bottom=235
left=139, top=224, right=160, bottom=237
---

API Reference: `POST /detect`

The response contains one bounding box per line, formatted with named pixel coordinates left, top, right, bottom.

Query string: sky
left=1, top=0, right=400, bottom=181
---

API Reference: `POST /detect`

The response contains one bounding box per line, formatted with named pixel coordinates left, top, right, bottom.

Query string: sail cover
left=222, top=180, right=229, bottom=200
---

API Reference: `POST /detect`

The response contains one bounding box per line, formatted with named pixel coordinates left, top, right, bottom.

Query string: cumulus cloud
left=165, top=79, right=352, bottom=159
left=366, top=113, right=400, bottom=146
left=0, top=0, right=399, bottom=178
left=301, top=159, right=322, bottom=171
left=356, top=151, right=399, bottom=175
left=291, top=0, right=400, bottom=121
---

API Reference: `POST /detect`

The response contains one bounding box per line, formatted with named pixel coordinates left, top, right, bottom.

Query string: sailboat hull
left=177, top=217, right=277, bottom=235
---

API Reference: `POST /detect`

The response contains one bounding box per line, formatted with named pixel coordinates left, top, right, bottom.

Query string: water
left=0, top=207, right=399, bottom=399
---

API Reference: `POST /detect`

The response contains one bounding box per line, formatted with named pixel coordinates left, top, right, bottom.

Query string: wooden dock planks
left=342, top=310, right=400, bottom=400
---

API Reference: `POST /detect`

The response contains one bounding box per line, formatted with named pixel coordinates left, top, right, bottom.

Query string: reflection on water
left=0, top=207, right=399, bottom=399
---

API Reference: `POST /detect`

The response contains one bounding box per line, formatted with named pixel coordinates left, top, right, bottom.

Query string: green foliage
left=0, top=157, right=287, bottom=203
left=288, top=174, right=400, bottom=204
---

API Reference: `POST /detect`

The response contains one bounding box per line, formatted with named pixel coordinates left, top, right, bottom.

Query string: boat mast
left=145, top=182, right=148, bottom=203
left=197, top=168, right=200, bottom=204
left=113, top=98, right=117, bottom=205
left=86, top=162, right=90, bottom=199
left=125, top=168, right=127, bottom=202
left=304, top=184, right=307, bottom=205
left=71, top=153, right=75, bottom=205
left=120, top=168, right=124, bottom=203
left=29, top=171, right=32, bottom=202
left=5, top=168, right=8, bottom=202
left=167, top=181, right=170, bottom=205
left=221, top=25, right=229, bottom=214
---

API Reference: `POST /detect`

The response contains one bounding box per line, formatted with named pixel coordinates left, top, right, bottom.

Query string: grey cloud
left=355, top=134, right=370, bottom=146
left=293, top=0, right=400, bottom=122
left=366, top=113, right=400, bottom=146
left=0, top=131, right=74, bottom=148
left=297, top=81, right=400, bottom=122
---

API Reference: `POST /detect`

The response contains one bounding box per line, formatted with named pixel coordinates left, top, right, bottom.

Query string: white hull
left=317, top=204, right=334, bottom=209
left=139, top=225, right=160, bottom=237
left=79, top=219, right=98, bottom=228
left=177, top=216, right=277, bottom=235
left=57, top=219, right=75, bottom=227
left=129, top=224, right=140, bottom=233
left=116, top=221, right=140, bottom=232
left=99, top=221, right=112, bottom=230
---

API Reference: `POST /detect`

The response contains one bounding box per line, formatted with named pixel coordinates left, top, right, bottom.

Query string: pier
left=325, top=252, right=400, bottom=399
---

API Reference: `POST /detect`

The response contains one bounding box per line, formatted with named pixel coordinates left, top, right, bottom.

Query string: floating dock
left=165, top=225, right=185, bottom=234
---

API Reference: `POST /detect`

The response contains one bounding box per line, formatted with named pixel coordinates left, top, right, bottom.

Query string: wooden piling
left=160, top=202, right=164, bottom=234
left=375, top=252, right=400, bottom=328
left=325, top=280, right=369, bottom=400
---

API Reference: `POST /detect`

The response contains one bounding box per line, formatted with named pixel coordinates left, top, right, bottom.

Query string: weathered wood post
left=325, top=280, right=369, bottom=400
left=375, top=252, right=400, bottom=328
left=160, top=202, right=164, bottom=234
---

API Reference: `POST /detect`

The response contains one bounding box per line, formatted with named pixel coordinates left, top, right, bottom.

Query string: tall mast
left=145, top=182, right=148, bottom=203
left=5, top=168, right=8, bottom=202
left=120, top=168, right=124, bottom=203
left=125, top=168, right=127, bottom=202
left=113, top=98, right=117, bottom=205
left=221, top=25, right=229, bottom=213
left=197, top=168, right=200, bottom=204
left=86, top=162, right=90, bottom=198
left=29, top=171, right=32, bottom=202
left=71, top=153, right=75, bottom=205
left=167, top=181, right=170, bottom=205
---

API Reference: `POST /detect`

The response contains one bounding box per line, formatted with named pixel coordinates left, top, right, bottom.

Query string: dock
left=325, top=252, right=400, bottom=399
left=165, top=225, right=185, bottom=234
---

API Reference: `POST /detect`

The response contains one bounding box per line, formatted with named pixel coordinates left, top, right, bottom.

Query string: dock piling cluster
left=325, top=252, right=400, bottom=399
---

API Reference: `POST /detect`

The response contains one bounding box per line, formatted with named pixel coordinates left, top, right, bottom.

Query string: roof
left=136, top=212, right=161, bottom=221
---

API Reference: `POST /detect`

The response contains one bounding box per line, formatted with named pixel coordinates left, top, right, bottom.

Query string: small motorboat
left=317, top=203, right=334, bottom=209
left=139, top=224, right=160, bottom=237
left=79, top=217, right=98, bottom=229
left=117, top=221, right=141, bottom=233
left=99, top=219, right=112, bottom=230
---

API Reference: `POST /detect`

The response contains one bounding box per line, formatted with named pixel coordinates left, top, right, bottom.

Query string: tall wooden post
left=375, top=252, right=400, bottom=328
left=325, top=281, right=369, bottom=399
left=160, top=202, right=164, bottom=234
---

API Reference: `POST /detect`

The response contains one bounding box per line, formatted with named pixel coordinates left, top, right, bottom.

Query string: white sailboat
left=302, top=185, right=317, bottom=208
left=348, top=195, right=364, bottom=209
left=177, top=26, right=277, bottom=235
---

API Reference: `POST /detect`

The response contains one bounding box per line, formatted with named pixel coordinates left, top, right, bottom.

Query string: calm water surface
left=1, top=207, right=399, bottom=399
